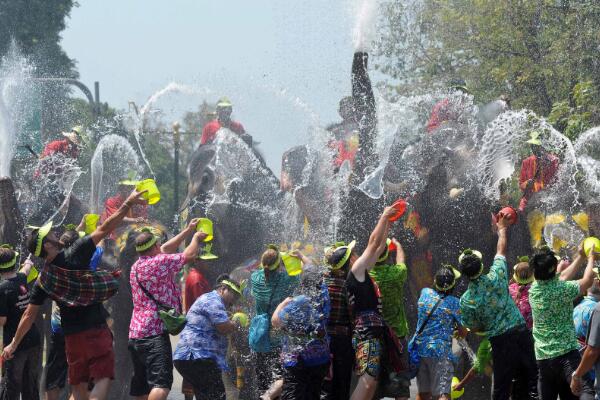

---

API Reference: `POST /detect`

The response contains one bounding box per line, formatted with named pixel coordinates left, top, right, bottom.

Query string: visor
left=222, top=279, right=246, bottom=296
left=434, top=265, right=461, bottom=291
left=513, top=274, right=534, bottom=285
left=261, top=244, right=282, bottom=271
left=0, top=245, right=18, bottom=270
left=327, top=240, right=356, bottom=270
left=135, top=227, right=159, bottom=252
left=27, top=221, right=53, bottom=257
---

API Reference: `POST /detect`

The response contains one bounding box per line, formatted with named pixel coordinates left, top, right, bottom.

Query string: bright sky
left=61, top=0, right=363, bottom=173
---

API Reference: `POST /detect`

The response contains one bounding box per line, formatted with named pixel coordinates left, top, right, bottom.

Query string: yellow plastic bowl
left=451, top=377, right=464, bottom=399
left=232, top=312, right=249, bottom=328
left=136, top=179, right=161, bottom=205
left=196, top=218, right=214, bottom=242
left=282, top=252, right=303, bottom=276
left=584, top=237, right=600, bottom=257
left=84, top=213, right=100, bottom=235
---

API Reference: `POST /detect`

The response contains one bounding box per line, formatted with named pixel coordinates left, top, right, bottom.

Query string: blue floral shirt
left=460, top=255, right=525, bottom=338
left=279, top=283, right=330, bottom=368
left=173, top=290, right=230, bottom=370
left=573, top=296, right=598, bottom=342
left=415, top=288, right=461, bottom=359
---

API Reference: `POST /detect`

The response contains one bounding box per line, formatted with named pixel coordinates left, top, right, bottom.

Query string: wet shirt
left=460, top=255, right=525, bottom=338
left=574, top=296, right=598, bottom=343
left=369, top=263, right=409, bottom=337
left=30, top=236, right=109, bottom=335
left=585, top=302, right=600, bottom=393
left=0, top=273, right=41, bottom=351
left=40, top=139, right=79, bottom=159
left=529, top=277, right=580, bottom=360
left=346, top=271, right=385, bottom=340
left=250, top=268, right=299, bottom=348
left=129, top=253, right=186, bottom=339
left=173, top=290, right=230, bottom=370
left=509, top=282, right=533, bottom=330
left=323, top=272, right=352, bottom=336
left=415, top=288, right=461, bottom=359
left=201, top=120, right=246, bottom=145
left=279, top=284, right=330, bottom=368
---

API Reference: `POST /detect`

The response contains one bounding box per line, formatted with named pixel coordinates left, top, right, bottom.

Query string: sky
left=61, top=0, right=365, bottom=173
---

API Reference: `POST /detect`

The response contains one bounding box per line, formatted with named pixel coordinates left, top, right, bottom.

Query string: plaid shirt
left=38, top=265, right=119, bottom=307
left=129, top=253, right=186, bottom=339
left=324, top=273, right=352, bottom=336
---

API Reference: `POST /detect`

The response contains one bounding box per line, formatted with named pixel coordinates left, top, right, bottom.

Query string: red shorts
left=65, top=327, right=115, bottom=385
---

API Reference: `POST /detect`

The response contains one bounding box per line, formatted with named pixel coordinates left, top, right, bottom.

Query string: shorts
left=65, top=326, right=115, bottom=386
left=416, top=357, right=454, bottom=396
left=128, top=333, right=173, bottom=396
left=45, top=332, right=68, bottom=390
left=353, top=337, right=383, bottom=378
left=174, top=359, right=225, bottom=400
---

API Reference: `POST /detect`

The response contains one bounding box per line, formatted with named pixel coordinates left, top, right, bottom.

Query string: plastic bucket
left=451, top=377, right=464, bottom=399
left=136, top=179, right=161, bottom=205
left=196, top=218, right=214, bottom=242
left=84, top=213, right=100, bottom=235
left=497, top=206, right=518, bottom=225
left=389, top=199, right=407, bottom=222
left=282, top=252, right=303, bottom=276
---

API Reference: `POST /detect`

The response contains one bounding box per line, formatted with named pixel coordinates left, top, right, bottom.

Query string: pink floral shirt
left=129, top=253, right=186, bottom=339
left=509, top=282, right=533, bottom=330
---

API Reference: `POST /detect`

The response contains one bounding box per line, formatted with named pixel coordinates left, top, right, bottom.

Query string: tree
left=375, top=0, right=600, bottom=124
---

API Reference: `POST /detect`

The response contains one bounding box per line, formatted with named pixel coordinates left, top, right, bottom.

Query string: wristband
left=572, top=372, right=581, bottom=381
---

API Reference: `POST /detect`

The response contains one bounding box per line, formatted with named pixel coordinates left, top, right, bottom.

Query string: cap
left=216, top=97, right=233, bottom=108
left=526, top=131, right=542, bottom=146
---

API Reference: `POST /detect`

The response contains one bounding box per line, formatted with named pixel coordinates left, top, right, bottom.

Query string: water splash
left=90, top=134, right=141, bottom=213
left=353, top=0, right=380, bottom=52
left=0, top=43, right=34, bottom=176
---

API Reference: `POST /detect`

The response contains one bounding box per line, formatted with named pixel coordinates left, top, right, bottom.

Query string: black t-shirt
left=346, top=271, right=381, bottom=314
left=0, top=273, right=41, bottom=350
left=29, top=236, right=109, bottom=335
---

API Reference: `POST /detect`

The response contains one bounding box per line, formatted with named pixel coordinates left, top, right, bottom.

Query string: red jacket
left=41, top=139, right=79, bottom=159
left=426, top=99, right=451, bottom=133
left=519, top=154, right=559, bottom=193
left=100, top=194, right=148, bottom=223
left=200, top=120, right=245, bottom=145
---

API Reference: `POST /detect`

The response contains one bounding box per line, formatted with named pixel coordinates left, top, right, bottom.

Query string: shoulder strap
left=415, top=295, right=445, bottom=337
left=134, top=272, right=168, bottom=310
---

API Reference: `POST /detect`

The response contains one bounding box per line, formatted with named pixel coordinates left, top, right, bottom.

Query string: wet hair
left=26, top=228, right=47, bottom=258
left=529, top=248, right=558, bottom=281
left=60, top=230, right=80, bottom=249
left=325, top=247, right=351, bottom=272
left=215, top=274, right=241, bottom=293
left=589, top=280, right=600, bottom=298
left=513, top=262, right=533, bottom=302
left=0, top=248, right=17, bottom=272
left=459, top=254, right=483, bottom=279
left=135, top=231, right=158, bottom=255
left=261, top=248, right=280, bottom=282
left=434, top=266, right=456, bottom=295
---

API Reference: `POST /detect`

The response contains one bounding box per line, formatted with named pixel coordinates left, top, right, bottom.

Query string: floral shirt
left=369, top=263, right=409, bottom=337
left=414, top=288, right=461, bottom=359
left=573, top=296, right=598, bottom=343
left=509, top=282, right=533, bottom=330
left=129, top=253, right=186, bottom=339
left=529, top=277, right=580, bottom=360
left=460, top=255, right=525, bottom=338
left=173, top=291, right=230, bottom=370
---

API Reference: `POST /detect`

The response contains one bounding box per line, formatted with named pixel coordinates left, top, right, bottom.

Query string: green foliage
left=375, top=1, right=600, bottom=119
left=548, top=81, right=599, bottom=141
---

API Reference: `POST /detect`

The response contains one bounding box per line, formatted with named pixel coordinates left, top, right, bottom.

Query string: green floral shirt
left=460, top=255, right=525, bottom=338
left=369, top=263, right=408, bottom=337
left=529, top=277, right=580, bottom=360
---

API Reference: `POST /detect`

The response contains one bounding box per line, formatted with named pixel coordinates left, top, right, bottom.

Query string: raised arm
left=559, top=245, right=586, bottom=281
left=392, top=238, right=405, bottom=265
left=351, top=206, right=395, bottom=277
left=495, top=214, right=511, bottom=257
left=576, top=248, right=596, bottom=295
left=161, top=218, right=199, bottom=254
left=90, top=189, right=148, bottom=245
left=182, top=231, right=206, bottom=264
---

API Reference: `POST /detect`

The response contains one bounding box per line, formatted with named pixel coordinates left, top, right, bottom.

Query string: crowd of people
left=0, top=184, right=598, bottom=400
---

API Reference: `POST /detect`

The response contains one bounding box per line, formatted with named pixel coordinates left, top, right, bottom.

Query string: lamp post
left=172, top=121, right=181, bottom=220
